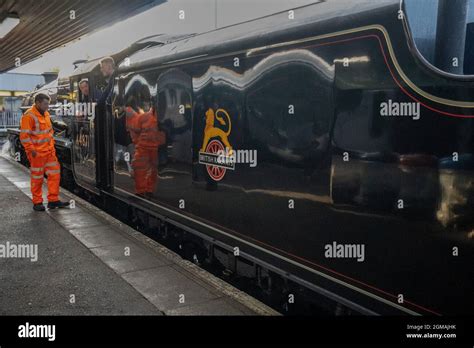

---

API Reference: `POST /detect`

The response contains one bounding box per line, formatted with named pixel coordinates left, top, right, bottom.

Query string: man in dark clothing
left=79, top=79, right=90, bottom=103
left=97, top=57, right=116, bottom=107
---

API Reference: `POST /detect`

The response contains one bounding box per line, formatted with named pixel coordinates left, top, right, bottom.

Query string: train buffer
left=0, top=155, right=278, bottom=316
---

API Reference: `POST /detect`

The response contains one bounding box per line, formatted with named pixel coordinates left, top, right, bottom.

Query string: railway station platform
left=0, top=155, right=278, bottom=316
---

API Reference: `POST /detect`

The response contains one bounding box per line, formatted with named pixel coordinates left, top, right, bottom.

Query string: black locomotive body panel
left=61, top=0, right=473, bottom=315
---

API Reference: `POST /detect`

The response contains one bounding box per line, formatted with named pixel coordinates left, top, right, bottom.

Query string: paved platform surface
left=0, top=156, right=278, bottom=316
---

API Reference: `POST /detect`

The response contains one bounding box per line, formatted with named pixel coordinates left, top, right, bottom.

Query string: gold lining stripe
left=246, top=24, right=474, bottom=108
left=114, top=186, right=420, bottom=315
left=374, top=25, right=474, bottom=108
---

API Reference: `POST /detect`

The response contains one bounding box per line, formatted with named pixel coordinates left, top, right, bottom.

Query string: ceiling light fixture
left=0, top=13, right=20, bottom=39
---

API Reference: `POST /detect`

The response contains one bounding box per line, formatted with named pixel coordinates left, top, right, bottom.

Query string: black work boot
left=47, top=201, right=70, bottom=209
left=33, top=204, right=46, bottom=212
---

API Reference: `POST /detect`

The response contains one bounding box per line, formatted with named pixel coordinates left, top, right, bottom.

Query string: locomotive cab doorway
left=69, top=63, right=108, bottom=193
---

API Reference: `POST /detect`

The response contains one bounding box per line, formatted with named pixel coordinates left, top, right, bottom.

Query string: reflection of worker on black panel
left=125, top=91, right=165, bottom=197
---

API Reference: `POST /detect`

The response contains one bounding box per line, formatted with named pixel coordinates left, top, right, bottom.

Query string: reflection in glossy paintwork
left=106, top=1, right=474, bottom=314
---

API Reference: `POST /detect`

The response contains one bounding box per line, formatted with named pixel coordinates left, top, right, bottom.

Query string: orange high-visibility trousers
left=29, top=152, right=61, bottom=204
left=132, top=147, right=158, bottom=194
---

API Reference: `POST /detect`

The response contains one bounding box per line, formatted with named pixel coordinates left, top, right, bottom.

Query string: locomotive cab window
left=403, top=0, right=474, bottom=75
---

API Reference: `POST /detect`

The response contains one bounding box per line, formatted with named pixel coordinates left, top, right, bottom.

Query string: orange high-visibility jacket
left=125, top=106, right=141, bottom=145
left=20, top=106, right=55, bottom=155
left=126, top=107, right=165, bottom=148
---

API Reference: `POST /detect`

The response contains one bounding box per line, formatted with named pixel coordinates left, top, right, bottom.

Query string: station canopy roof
left=0, top=0, right=166, bottom=72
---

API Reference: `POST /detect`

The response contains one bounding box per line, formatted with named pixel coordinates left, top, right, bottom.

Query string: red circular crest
left=205, top=140, right=226, bottom=181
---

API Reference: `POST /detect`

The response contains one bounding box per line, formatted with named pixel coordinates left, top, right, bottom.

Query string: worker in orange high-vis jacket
left=126, top=106, right=165, bottom=197
left=20, top=93, right=70, bottom=211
